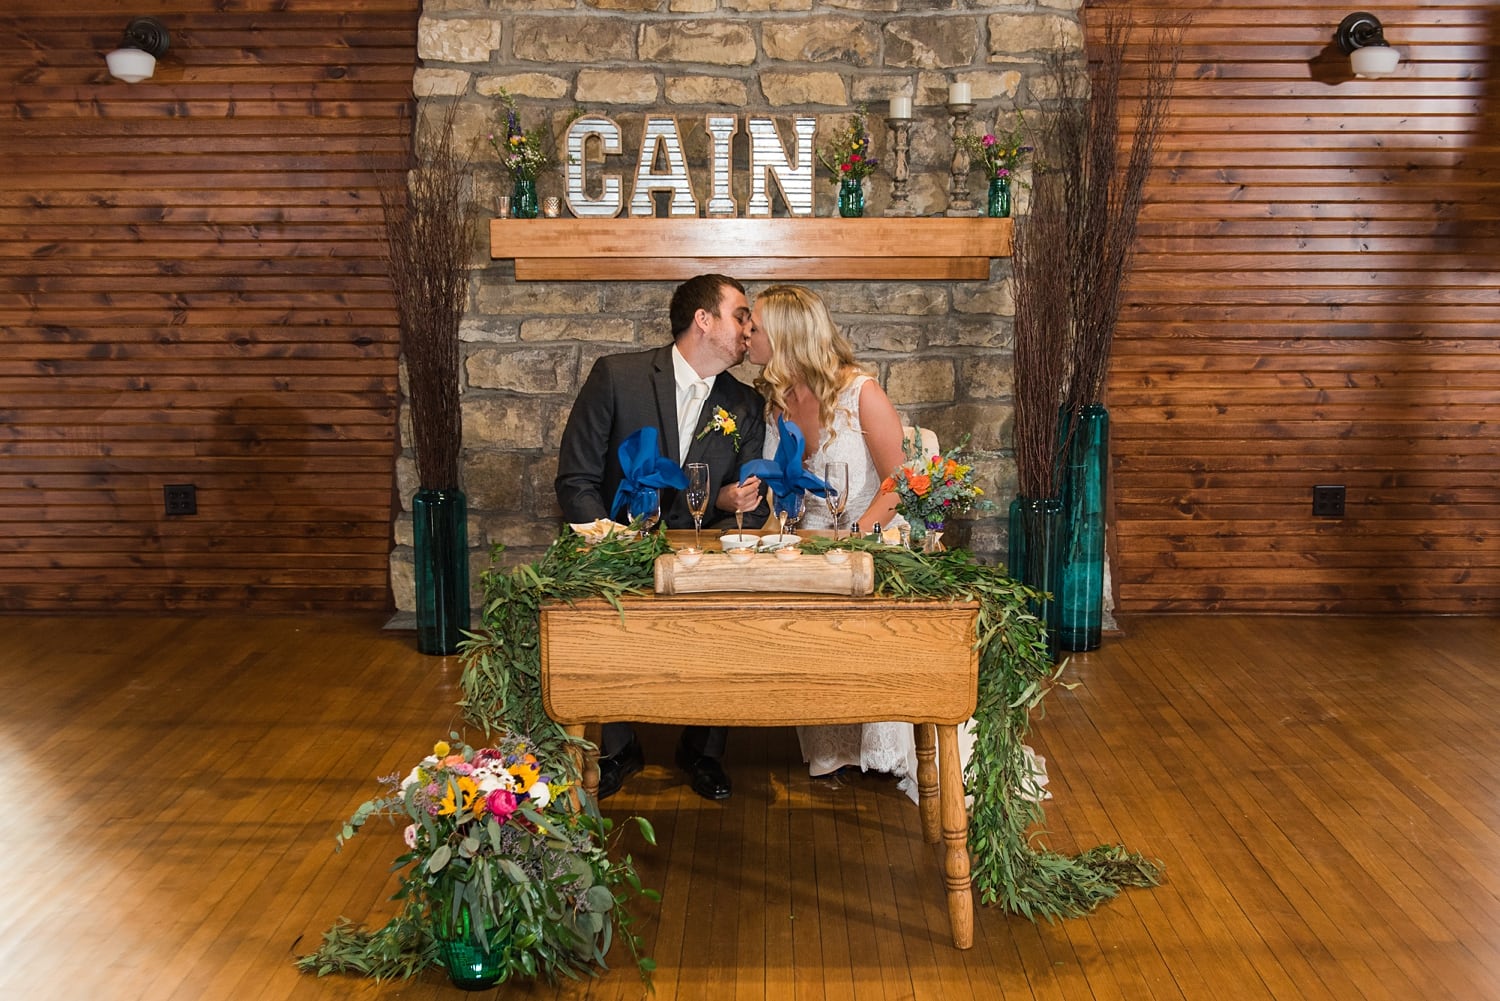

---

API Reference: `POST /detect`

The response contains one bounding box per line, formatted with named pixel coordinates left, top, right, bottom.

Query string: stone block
left=763, top=19, right=880, bottom=66
left=952, top=279, right=1014, bottom=317
left=520, top=317, right=637, bottom=344
left=887, top=357, right=956, bottom=404
left=462, top=397, right=550, bottom=449
left=884, top=17, right=980, bottom=69
left=577, top=69, right=659, bottom=104
left=924, top=402, right=1011, bottom=451
left=929, top=315, right=1008, bottom=348
left=666, top=76, right=751, bottom=107
left=513, top=17, right=636, bottom=63
left=824, top=0, right=898, bottom=10
left=669, top=0, right=717, bottom=10
left=639, top=22, right=756, bottom=66
left=477, top=284, right=605, bottom=317
left=842, top=322, right=923, bottom=353
left=414, top=69, right=472, bottom=98
left=819, top=283, right=948, bottom=316
left=464, top=450, right=532, bottom=511
left=417, top=16, right=502, bottom=64
left=961, top=355, right=1015, bottom=400
left=986, top=13, right=1083, bottom=56
left=586, top=0, right=666, bottom=9
left=957, top=69, right=1023, bottom=100
left=760, top=72, right=849, bottom=107
left=477, top=73, right=571, bottom=100
left=466, top=347, right=578, bottom=394
left=725, top=0, right=812, bottom=10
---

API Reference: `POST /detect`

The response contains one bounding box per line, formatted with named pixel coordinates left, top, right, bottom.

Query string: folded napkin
left=738, top=415, right=829, bottom=516
left=610, top=426, right=689, bottom=520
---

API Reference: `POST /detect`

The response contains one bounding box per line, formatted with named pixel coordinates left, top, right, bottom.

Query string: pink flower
left=982, top=134, right=997, bottom=147
left=485, top=788, right=519, bottom=822
left=403, top=824, right=417, bottom=848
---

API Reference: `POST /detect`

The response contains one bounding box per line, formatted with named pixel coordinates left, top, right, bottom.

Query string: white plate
left=758, top=533, right=801, bottom=550
left=718, top=533, right=759, bottom=551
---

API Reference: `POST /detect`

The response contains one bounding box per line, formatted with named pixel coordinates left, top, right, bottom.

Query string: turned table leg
left=564, top=723, right=600, bottom=802
left=937, top=722, right=973, bottom=949
left=915, top=721, right=940, bottom=843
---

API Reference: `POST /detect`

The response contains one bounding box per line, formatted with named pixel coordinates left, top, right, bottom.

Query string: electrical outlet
left=163, top=483, right=197, bottom=516
left=1312, top=484, right=1345, bottom=518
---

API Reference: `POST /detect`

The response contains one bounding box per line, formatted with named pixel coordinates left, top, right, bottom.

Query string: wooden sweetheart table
left=538, top=529, right=981, bottom=948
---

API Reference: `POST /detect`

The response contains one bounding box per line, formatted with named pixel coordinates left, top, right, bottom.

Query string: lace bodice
left=762, top=375, right=883, bottom=531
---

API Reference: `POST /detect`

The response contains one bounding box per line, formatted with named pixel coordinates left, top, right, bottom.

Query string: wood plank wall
left=1098, top=0, right=1500, bottom=614
left=0, top=0, right=418, bottom=612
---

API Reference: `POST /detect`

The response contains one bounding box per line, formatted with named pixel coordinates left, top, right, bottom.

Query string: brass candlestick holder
left=884, top=115, right=914, bottom=217
left=946, top=100, right=979, bottom=216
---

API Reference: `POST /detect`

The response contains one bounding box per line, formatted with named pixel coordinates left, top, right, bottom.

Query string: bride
left=745, top=284, right=922, bottom=791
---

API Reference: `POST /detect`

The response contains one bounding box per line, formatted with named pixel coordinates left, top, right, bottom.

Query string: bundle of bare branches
left=378, top=104, right=477, bottom=491
left=1009, top=12, right=1185, bottom=497
left=1063, top=12, right=1185, bottom=416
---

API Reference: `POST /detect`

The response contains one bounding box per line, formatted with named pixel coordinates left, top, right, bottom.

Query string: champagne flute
left=824, top=461, right=849, bottom=541
left=684, top=462, right=710, bottom=550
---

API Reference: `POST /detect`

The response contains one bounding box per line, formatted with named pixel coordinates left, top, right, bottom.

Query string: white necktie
left=680, top=381, right=709, bottom=462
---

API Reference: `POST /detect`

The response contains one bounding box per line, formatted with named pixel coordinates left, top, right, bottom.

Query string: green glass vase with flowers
left=819, top=106, right=880, bottom=218
left=490, top=89, right=553, bottom=220
left=959, top=112, right=1031, bottom=218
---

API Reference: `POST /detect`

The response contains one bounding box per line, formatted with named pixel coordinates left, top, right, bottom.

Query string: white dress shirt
left=671, top=346, right=712, bottom=463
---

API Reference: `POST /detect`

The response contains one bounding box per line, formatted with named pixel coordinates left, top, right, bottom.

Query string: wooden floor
left=0, top=614, right=1496, bottom=1001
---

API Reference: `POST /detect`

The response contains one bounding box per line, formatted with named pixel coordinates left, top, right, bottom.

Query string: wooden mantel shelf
left=489, top=217, right=1012, bottom=282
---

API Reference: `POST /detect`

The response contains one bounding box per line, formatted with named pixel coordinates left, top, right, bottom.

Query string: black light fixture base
left=121, top=16, right=171, bottom=58
left=1336, top=12, right=1387, bottom=54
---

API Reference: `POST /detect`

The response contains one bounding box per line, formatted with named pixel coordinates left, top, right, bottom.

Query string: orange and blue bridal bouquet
left=297, top=732, right=657, bottom=989
left=881, top=432, right=988, bottom=543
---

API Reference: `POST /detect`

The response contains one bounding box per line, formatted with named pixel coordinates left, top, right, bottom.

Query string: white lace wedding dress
left=764, top=376, right=1050, bottom=805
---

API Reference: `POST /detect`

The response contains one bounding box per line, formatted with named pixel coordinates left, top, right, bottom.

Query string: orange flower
left=908, top=474, right=932, bottom=497
left=880, top=476, right=896, bottom=494
left=943, top=459, right=959, bottom=478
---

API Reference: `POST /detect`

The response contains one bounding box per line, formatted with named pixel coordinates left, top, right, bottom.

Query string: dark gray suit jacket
left=555, top=344, right=768, bottom=530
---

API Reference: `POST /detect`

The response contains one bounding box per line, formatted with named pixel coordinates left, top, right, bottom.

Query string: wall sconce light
left=106, top=17, right=170, bottom=84
left=1336, top=12, right=1400, bottom=78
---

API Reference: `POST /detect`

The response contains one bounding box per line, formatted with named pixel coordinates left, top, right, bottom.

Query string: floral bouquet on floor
left=880, top=432, right=989, bottom=547
left=297, top=732, right=658, bottom=989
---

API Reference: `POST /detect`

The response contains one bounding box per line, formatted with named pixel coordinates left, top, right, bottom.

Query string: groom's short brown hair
left=670, top=273, right=746, bottom=339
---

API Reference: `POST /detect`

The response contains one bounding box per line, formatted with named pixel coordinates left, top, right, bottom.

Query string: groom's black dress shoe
left=595, top=738, right=644, bottom=800
left=676, top=743, right=732, bottom=801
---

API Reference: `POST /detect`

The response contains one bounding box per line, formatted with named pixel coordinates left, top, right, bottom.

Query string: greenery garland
left=459, top=530, right=1160, bottom=921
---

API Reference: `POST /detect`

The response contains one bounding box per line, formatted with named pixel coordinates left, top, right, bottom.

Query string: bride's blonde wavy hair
left=753, top=284, right=868, bottom=440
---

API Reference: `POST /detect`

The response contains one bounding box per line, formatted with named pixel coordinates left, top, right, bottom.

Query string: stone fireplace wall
left=390, top=0, right=1083, bottom=611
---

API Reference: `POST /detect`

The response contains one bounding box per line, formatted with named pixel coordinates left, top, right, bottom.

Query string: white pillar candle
left=889, top=95, right=913, bottom=120
left=948, top=81, right=971, bottom=105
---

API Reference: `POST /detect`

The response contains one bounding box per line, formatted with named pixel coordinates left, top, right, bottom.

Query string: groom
left=555, top=273, right=766, bottom=801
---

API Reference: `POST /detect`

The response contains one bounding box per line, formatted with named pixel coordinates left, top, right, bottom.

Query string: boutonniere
left=695, top=406, right=742, bottom=450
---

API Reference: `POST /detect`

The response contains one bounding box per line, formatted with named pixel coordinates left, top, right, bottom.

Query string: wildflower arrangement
left=880, top=432, right=989, bottom=532
left=695, top=405, right=741, bottom=450
left=817, top=106, right=880, bottom=183
left=488, top=90, right=554, bottom=181
left=957, top=112, right=1032, bottom=180
left=297, top=732, right=658, bottom=987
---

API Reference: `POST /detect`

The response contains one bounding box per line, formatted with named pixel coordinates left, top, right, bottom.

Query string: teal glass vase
left=838, top=176, right=865, bottom=218
left=1007, top=496, right=1064, bottom=661
left=1058, top=404, right=1109, bottom=651
left=987, top=176, right=1011, bottom=218
left=434, top=896, right=508, bottom=989
left=413, top=488, right=470, bottom=656
left=512, top=176, right=539, bottom=219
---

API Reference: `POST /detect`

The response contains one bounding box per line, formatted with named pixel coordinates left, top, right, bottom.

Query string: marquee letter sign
left=560, top=113, right=818, bottom=218
left=564, top=115, right=624, bottom=219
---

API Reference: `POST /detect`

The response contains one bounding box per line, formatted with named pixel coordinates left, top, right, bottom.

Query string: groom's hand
left=717, top=476, right=760, bottom=513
